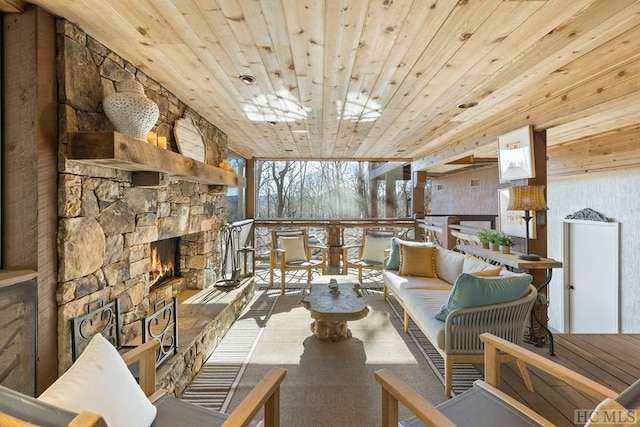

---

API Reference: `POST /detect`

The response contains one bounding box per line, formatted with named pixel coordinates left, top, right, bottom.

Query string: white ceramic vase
left=103, top=76, right=159, bottom=140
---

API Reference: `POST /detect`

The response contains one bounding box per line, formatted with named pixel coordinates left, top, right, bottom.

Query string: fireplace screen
left=217, top=219, right=254, bottom=287
left=149, top=238, right=180, bottom=289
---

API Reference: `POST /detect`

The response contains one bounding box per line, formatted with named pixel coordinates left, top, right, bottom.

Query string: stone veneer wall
left=55, top=20, right=230, bottom=372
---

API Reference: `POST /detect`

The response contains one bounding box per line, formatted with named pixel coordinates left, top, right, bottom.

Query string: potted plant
left=478, top=230, right=501, bottom=250
left=476, top=230, right=491, bottom=249
left=496, top=232, right=515, bottom=254
left=476, top=229, right=492, bottom=249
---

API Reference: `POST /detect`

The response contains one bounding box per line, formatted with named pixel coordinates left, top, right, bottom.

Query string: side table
left=456, top=245, right=562, bottom=355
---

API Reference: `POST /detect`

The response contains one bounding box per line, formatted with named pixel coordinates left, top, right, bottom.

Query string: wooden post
left=246, top=158, right=255, bottom=219
left=526, top=130, right=549, bottom=342
left=4, top=5, right=58, bottom=393
left=369, top=163, right=378, bottom=218
left=412, top=170, right=426, bottom=241
left=385, top=173, right=395, bottom=218
left=326, top=220, right=342, bottom=274
left=381, top=387, right=399, bottom=427
left=483, top=340, right=501, bottom=388
left=442, top=216, right=460, bottom=250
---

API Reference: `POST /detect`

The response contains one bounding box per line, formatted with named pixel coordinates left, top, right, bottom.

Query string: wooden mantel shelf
left=68, top=132, right=246, bottom=187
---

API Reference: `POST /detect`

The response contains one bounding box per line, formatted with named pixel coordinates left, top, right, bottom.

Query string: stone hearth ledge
left=152, top=278, right=255, bottom=396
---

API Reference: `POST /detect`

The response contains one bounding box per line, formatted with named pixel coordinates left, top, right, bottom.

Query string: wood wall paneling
left=0, top=0, right=24, bottom=13
left=3, top=5, right=59, bottom=393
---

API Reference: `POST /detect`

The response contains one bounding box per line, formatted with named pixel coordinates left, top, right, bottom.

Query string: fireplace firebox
left=149, top=238, right=180, bottom=289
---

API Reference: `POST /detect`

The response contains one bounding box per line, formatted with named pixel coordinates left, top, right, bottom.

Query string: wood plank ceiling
left=21, top=0, right=640, bottom=173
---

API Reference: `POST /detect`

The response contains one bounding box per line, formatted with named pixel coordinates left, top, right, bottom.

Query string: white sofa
left=382, top=243, right=537, bottom=397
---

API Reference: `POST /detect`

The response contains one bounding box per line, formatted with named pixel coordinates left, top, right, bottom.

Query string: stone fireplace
left=149, top=238, right=180, bottom=290
left=54, top=19, right=247, bottom=380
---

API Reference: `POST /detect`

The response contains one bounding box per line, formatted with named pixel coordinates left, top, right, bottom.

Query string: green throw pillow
left=434, top=273, right=532, bottom=321
left=384, top=237, right=401, bottom=270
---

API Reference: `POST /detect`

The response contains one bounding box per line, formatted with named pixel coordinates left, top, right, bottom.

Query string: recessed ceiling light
left=239, top=74, right=256, bottom=85
left=457, top=101, right=478, bottom=109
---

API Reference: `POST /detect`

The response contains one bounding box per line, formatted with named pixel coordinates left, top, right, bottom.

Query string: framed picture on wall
left=497, top=125, right=535, bottom=182
left=498, top=188, right=536, bottom=239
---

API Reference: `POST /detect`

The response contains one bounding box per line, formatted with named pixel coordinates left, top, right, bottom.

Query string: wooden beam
left=0, top=0, right=24, bottom=13
left=445, top=155, right=498, bottom=165
left=369, top=161, right=407, bottom=180
left=446, top=155, right=475, bottom=165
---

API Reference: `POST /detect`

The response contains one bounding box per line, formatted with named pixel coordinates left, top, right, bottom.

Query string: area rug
left=254, top=266, right=386, bottom=291
left=182, top=290, right=451, bottom=426
left=385, top=295, right=484, bottom=396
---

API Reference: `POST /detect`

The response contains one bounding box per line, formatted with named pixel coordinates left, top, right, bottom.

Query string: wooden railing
left=416, top=215, right=496, bottom=249
left=252, top=215, right=497, bottom=271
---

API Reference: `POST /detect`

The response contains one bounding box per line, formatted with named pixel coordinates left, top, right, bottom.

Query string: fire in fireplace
left=149, top=238, right=180, bottom=289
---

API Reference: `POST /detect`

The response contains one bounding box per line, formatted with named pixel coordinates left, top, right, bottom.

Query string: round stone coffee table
left=300, top=275, right=369, bottom=342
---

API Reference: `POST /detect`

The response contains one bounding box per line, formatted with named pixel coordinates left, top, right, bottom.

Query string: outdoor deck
left=500, top=333, right=640, bottom=426
left=253, top=266, right=639, bottom=425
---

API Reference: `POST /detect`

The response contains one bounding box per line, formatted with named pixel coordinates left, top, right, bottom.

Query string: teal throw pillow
left=434, top=273, right=532, bottom=321
left=384, top=237, right=400, bottom=270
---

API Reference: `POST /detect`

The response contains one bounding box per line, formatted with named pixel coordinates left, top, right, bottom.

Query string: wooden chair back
left=271, top=229, right=311, bottom=261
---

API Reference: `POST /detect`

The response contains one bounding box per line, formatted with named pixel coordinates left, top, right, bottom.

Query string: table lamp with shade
left=507, top=185, right=548, bottom=261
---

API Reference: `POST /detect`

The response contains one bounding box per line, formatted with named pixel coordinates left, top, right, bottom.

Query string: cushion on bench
left=435, top=247, right=466, bottom=285
left=462, top=254, right=498, bottom=274
left=382, top=270, right=451, bottom=302
left=38, top=333, right=157, bottom=427
left=435, top=273, right=533, bottom=321
left=401, top=289, right=451, bottom=350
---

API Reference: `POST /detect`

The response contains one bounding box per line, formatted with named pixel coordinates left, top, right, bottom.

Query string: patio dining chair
left=269, top=228, right=327, bottom=295
left=342, top=228, right=395, bottom=282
